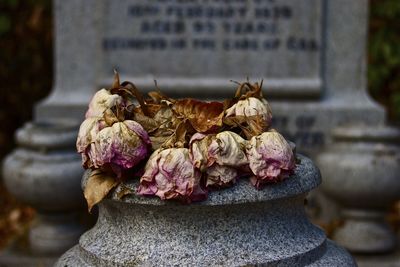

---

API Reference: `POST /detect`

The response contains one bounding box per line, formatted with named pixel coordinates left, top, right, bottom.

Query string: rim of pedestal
left=88, top=154, right=321, bottom=206
left=333, top=125, right=400, bottom=144
left=16, top=120, right=80, bottom=149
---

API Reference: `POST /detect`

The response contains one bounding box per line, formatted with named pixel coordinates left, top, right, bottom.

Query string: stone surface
left=1, top=121, right=86, bottom=257
left=0, top=240, right=57, bottom=267
left=36, top=0, right=384, bottom=157
left=317, top=126, right=400, bottom=253
left=55, top=155, right=356, bottom=266
left=355, top=249, right=400, bottom=267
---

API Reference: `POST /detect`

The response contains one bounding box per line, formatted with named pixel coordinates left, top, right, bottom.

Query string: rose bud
left=76, top=117, right=107, bottom=168
left=225, top=97, right=272, bottom=126
left=84, top=120, right=150, bottom=173
left=189, top=131, right=248, bottom=187
left=137, top=148, right=207, bottom=202
left=85, top=89, right=123, bottom=118
left=246, top=131, right=295, bottom=189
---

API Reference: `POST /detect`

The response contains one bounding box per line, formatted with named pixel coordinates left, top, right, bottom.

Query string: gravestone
left=36, top=0, right=384, bottom=156
left=1, top=0, right=391, bottom=266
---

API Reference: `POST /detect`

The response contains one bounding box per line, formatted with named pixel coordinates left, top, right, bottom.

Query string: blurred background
left=0, top=0, right=399, bottom=249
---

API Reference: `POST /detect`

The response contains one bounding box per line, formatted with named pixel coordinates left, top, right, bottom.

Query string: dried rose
left=205, top=165, right=238, bottom=188
left=190, top=131, right=248, bottom=170
left=189, top=131, right=248, bottom=187
left=85, top=89, right=124, bottom=118
left=246, top=131, right=295, bottom=188
left=78, top=119, right=150, bottom=174
left=225, top=97, right=272, bottom=126
left=76, top=117, right=107, bottom=168
left=208, top=131, right=248, bottom=167
left=137, top=148, right=207, bottom=202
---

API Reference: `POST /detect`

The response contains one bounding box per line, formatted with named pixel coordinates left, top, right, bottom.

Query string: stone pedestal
left=1, top=121, right=86, bottom=265
left=56, top=155, right=356, bottom=266
left=317, top=126, right=400, bottom=253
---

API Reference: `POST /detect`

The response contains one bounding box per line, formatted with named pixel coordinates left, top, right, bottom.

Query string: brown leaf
left=111, top=69, right=120, bottom=89
left=160, top=120, right=193, bottom=149
left=149, top=136, right=170, bottom=150
left=133, top=112, right=159, bottom=133
left=103, top=108, right=120, bottom=126
left=147, top=90, right=174, bottom=104
left=223, top=115, right=267, bottom=139
left=84, top=170, right=119, bottom=212
left=232, top=80, right=264, bottom=100
left=173, top=99, right=224, bottom=133
left=116, top=184, right=134, bottom=199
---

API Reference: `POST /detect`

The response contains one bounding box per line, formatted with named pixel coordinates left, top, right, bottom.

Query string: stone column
left=317, top=126, right=400, bottom=253
left=0, top=121, right=86, bottom=266
left=0, top=1, right=99, bottom=265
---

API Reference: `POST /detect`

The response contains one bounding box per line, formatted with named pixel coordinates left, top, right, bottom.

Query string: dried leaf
left=149, top=136, right=170, bottom=150
left=223, top=115, right=267, bottom=139
left=84, top=170, right=119, bottom=212
left=148, top=90, right=174, bottom=104
left=103, top=108, right=120, bottom=125
left=111, top=69, right=120, bottom=89
left=116, top=184, right=134, bottom=199
left=133, top=112, right=159, bottom=133
left=233, top=80, right=264, bottom=100
left=173, top=99, right=224, bottom=133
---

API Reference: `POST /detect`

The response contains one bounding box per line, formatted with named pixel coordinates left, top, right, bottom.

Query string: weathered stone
left=55, top=155, right=356, bottom=266
left=317, top=126, right=400, bottom=253
left=355, top=249, right=400, bottom=267
left=35, top=0, right=384, bottom=156
left=1, top=122, right=86, bottom=261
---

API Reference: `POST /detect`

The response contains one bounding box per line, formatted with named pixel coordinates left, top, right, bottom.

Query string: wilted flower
left=205, top=165, right=239, bottom=187
left=246, top=131, right=295, bottom=188
left=137, top=148, right=207, bottom=202
left=76, top=117, right=107, bottom=168
left=77, top=119, right=150, bottom=173
left=225, top=97, right=272, bottom=126
left=85, top=89, right=124, bottom=118
left=189, top=131, right=248, bottom=187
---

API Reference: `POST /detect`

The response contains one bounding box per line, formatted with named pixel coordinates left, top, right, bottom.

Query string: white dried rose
left=246, top=130, right=295, bottom=188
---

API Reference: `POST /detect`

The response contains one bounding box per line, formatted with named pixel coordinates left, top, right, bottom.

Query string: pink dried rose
left=225, top=97, right=272, bottom=126
left=137, top=148, right=207, bottom=202
left=189, top=131, right=248, bottom=187
left=77, top=119, right=150, bottom=173
left=246, top=130, right=295, bottom=189
left=85, top=89, right=124, bottom=118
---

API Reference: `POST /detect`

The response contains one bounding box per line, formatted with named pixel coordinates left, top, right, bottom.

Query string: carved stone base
left=55, top=155, right=356, bottom=267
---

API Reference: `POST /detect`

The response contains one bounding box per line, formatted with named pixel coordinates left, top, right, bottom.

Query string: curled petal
left=76, top=117, right=107, bottom=168
left=208, top=131, right=248, bottom=167
left=137, top=148, right=207, bottom=202
left=189, top=133, right=212, bottom=170
left=85, top=89, right=123, bottom=118
left=189, top=131, right=248, bottom=171
left=246, top=131, right=295, bottom=188
left=206, top=165, right=238, bottom=188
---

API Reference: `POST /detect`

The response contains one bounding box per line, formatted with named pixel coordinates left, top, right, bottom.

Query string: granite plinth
left=56, top=156, right=356, bottom=266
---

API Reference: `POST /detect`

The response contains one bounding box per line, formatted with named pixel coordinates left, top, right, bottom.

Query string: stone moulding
left=56, top=155, right=356, bottom=266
